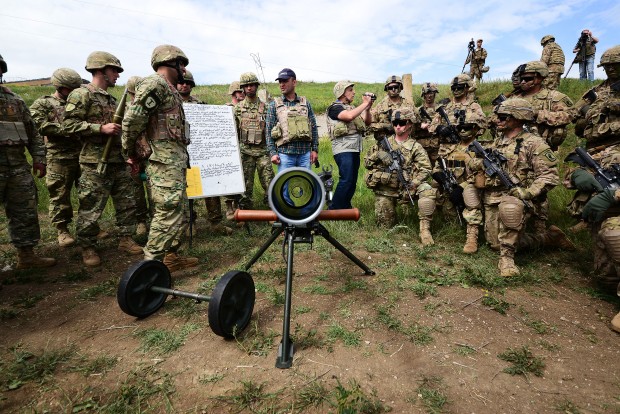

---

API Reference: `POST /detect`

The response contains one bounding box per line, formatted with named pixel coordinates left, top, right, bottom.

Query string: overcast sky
left=1, top=0, right=618, bottom=86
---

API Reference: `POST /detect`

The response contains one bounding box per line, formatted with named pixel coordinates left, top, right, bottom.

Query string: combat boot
left=97, top=229, right=110, bottom=240
left=463, top=225, right=479, bottom=254
left=533, top=218, right=547, bottom=234
left=498, top=248, right=519, bottom=277
left=611, top=311, right=620, bottom=334
left=569, top=220, right=589, bottom=233
left=210, top=222, right=234, bottom=235
left=544, top=225, right=576, bottom=251
left=225, top=200, right=236, bottom=221
left=57, top=225, right=75, bottom=248
left=419, top=220, right=434, bottom=246
left=82, top=247, right=101, bottom=267
left=16, top=247, right=56, bottom=269
left=118, top=236, right=143, bottom=255
left=163, top=252, right=199, bottom=272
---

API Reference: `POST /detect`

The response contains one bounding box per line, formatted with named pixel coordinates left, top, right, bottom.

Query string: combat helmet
left=333, top=80, right=354, bottom=99
left=150, top=45, right=189, bottom=71
left=522, top=60, right=549, bottom=78
left=51, top=68, right=82, bottom=89
left=421, top=82, right=438, bottom=96
left=462, top=110, right=487, bottom=129
left=540, top=35, right=555, bottom=46
left=183, top=70, right=196, bottom=87
left=239, top=72, right=260, bottom=87
left=228, top=81, right=243, bottom=95
left=598, top=45, right=620, bottom=67
left=0, top=54, right=7, bottom=74
left=451, top=73, right=473, bottom=88
left=391, top=107, right=416, bottom=123
left=495, top=97, right=535, bottom=122
left=85, top=51, right=123, bottom=73
left=384, top=75, right=403, bottom=91
left=126, top=76, right=142, bottom=94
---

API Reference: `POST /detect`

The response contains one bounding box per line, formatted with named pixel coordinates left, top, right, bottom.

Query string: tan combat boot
left=57, top=224, right=75, bottom=248
left=462, top=225, right=479, bottom=254
left=118, top=236, right=143, bottom=255
left=569, top=220, right=588, bottom=233
left=419, top=220, right=434, bottom=246
left=611, top=311, right=620, bottom=334
left=163, top=252, right=199, bottom=272
left=82, top=247, right=101, bottom=267
left=533, top=219, right=547, bottom=234
left=544, top=225, right=576, bottom=251
left=225, top=200, right=236, bottom=221
left=16, top=247, right=56, bottom=269
left=498, top=248, right=519, bottom=277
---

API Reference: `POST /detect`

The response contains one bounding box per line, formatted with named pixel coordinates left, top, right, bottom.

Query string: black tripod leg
left=276, top=229, right=295, bottom=369
left=188, top=199, right=194, bottom=249
left=316, top=223, right=375, bottom=275
left=244, top=225, right=284, bottom=271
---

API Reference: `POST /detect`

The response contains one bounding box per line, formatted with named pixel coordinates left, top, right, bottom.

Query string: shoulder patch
left=541, top=149, right=557, bottom=162
left=65, top=103, right=76, bottom=112
left=143, top=92, right=160, bottom=110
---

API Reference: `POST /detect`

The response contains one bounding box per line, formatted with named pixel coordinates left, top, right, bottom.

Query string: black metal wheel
left=208, top=270, right=255, bottom=338
left=117, top=260, right=171, bottom=318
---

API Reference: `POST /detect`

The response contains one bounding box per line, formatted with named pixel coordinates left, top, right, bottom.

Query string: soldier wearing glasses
left=369, top=75, right=414, bottom=140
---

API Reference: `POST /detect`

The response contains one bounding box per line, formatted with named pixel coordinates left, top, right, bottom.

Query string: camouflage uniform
left=30, top=93, right=81, bottom=230
left=234, top=97, right=274, bottom=209
left=540, top=35, right=565, bottom=90
left=415, top=104, right=438, bottom=164
left=370, top=95, right=414, bottom=139
left=122, top=73, right=190, bottom=260
left=63, top=83, right=138, bottom=249
left=465, top=46, right=487, bottom=81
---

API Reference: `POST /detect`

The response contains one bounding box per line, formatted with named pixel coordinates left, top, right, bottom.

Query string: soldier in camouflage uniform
left=234, top=72, right=275, bottom=210
left=63, top=51, right=142, bottom=266
left=566, top=46, right=620, bottom=315
left=0, top=53, right=56, bottom=269
left=465, top=39, right=488, bottom=82
left=370, top=75, right=415, bottom=140
left=364, top=108, right=435, bottom=245
left=540, top=35, right=565, bottom=90
left=468, top=98, right=573, bottom=277
left=415, top=83, right=440, bottom=166
left=430, top=110, right=487, bottom=253
left=228, top=81, right=245, bottom=105
left=30, top=67, right=83, bottom=248
left=122, top=45, right=198, bottom=272
left=326, top=80, right=373, bottom=209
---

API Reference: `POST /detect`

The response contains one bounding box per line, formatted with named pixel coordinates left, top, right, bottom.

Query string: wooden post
left=401, top=73, right=414, bottom=104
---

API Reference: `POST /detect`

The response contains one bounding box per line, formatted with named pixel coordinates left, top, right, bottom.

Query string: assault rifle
left=432, top=157, right=465, bottom=226
left=565, top=147, right=620, bottom=190
left=419, top=107, right=433, bottom=123
left=378, top=137, right=416, bottom=206
left=491, top=93, right=507, bottom=107
left=97, top=88, right=128, bottom=175
left=468, top=140, right=533, bottom=209
left=435, top=105, right=462, bottom=144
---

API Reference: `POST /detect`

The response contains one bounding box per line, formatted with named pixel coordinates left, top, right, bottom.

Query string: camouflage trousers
left=469, top=66, right=483, bottom=81
left=0, top=163, right=41, bottom=248
left=592, top=217, right=620, bottom=294
left=134, top=180, right=150, bottom=224
left=239, top=151, right=274, bottom=209
left=543, top=72, right=562, bottom=90
left=204, top=197, right=222, bottom=223
left=144, top=161, right=189, bottom=260
left=374, top=183, right=435, bottom=228
left=46, top=157, right=80, bottom=228
left=76, top=163, right=137, bottom=248
left=433, top=184, right=483, bottom=226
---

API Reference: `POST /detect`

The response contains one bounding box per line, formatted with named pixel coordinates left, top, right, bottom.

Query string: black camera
left=454, top=109, right=466, bottom=126
left=364, top=92, right=376, bottom=102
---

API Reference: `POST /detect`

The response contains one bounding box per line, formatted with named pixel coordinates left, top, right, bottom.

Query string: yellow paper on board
left=186, top=167, right=203, bottom=197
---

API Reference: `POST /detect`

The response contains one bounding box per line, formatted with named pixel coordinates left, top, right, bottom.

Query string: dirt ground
left=1, top=212, right=620, bottom=413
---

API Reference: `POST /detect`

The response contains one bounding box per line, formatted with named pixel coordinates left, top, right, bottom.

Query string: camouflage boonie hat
left=239, top=72, right=260, bottom=87
left=228, top=81, right=243, bottom=95
left=451, top=73, right=473, bottom=88
left=421, top=82, right=438, bottom=96
left=384, top=75, right=403, bottom=91
left=333, top=80, right=354, bottom=99
left=50, top=68, right=82, bottom=89
left=126, top=76, right=142, bottom=94
left=183, top=70, right=196, bottom=87
left=391, top=107, right=416, bottom=123
left=495, top=97, right=535, bottom=122
left=151, top=45, right=189, bottom=71
left=523, top=60, right=549, bottom=78
left=85, top=51, right=123, bottom=73
left=598, top=45, right=620, bottom=67
left=540, top=35, right=555, bottom=46
left=0, top=54, right=6, bottom=74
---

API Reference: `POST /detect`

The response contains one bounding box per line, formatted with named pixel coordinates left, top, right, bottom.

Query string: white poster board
left=183, top=103, right=245, bottom=199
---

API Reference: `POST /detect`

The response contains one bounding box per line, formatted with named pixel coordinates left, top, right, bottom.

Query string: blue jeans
left=330, top=152, right=360, bottom=210
left=579, top=55, right=595, bottom=81
left=277, top=152, right=311, bottom=172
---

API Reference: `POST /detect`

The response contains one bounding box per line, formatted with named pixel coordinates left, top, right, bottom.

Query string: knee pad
left=498, top=195, right=525, bottom=230
left=417, top=197, right=436, bottom=217
left=462, top=184, right=481, bottom=209
left=599, top=226, right=620, bottom=263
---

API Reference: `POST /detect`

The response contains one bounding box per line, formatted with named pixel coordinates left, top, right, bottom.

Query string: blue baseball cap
left=275, top=68, right=296, bottom=81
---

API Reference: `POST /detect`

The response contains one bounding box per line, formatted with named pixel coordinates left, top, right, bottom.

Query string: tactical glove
left=571, top=169, right=603, bottom=193
left=582, top=188, right=618, bottom=222
left=509, top=186, right=534, bottom=200
left=377, top=150, right=392, bottom=166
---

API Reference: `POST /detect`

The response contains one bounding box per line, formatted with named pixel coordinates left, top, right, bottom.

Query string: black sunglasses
left=457, top=125, right=474, bottom=131
left=392, top=120, right=408, bottom=127
left=387, top=85, right=401, bottom=91
left=520, top=76, right=535, bottom=83
left=451, top=84, right=466, bottom=91
left=497, top=114, right=512, bottom=121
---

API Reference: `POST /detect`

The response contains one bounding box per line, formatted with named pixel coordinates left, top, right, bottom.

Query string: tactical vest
left=326, top=102, right=365, bottom=140
left=146, top=85, right=189, bottom=146
left=82, top=83, right=117, bottom=144
left=0, top=87, right=29, bottom=146
left=525, top=89, right=570, bottom=150
left=584, top=83, right=620, bottom=147
left=545, top=43, right=565, bottom=66
left=271, top=96, right=311, bottom=147
left=238, top=100, right=265, bottom=145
